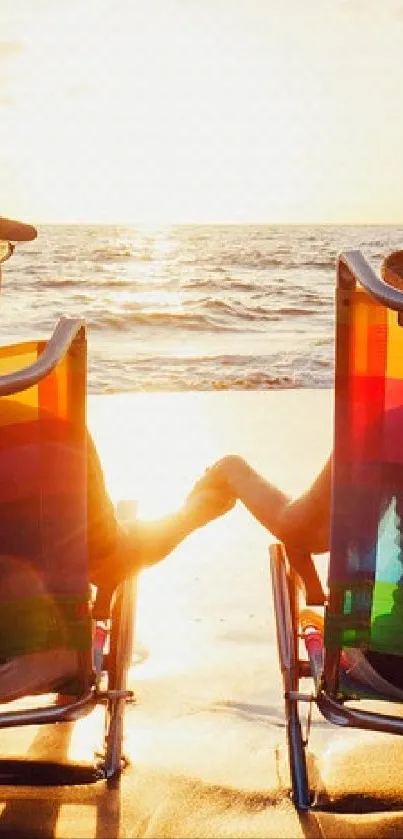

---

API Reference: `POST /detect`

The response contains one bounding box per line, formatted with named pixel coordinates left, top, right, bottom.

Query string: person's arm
left=87, top=425, right=235, bottom=591
left=191, top=454, right=332, bottom=555
left=123, top=485, right=235, bottom=569
left=91, top=483, right=235, bottom=592
left=279, top=455, right=332, bottom=554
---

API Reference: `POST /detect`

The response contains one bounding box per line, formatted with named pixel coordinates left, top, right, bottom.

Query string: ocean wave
left=91, top=247, right=133, bottom=262
left=225, top=280, right=263, bottom=292
left=88, top=304, right=280, bottom=333
left=298, top=259, right=336, bottom=270
left=211, top=373, right=295, bottom=390
left=183, top=277, right=229, bottom=291
left=38, top=278, right=84, bottom=290
left=90, top=366, right=297, bottom=393
left=185, top=277, right=261, bottom=293
left=313, top=336, right=334, bottom=347
left=277, top=306, right=318, bottom=316
left=9, top=221, right=403, bottom=394
left=206, top=298, right=278, bottom=323
left=88, top=350, right=333, bottom=393
left=89, top=310, right=211, bottom=331
left=217, top=251, right=285, bottom=270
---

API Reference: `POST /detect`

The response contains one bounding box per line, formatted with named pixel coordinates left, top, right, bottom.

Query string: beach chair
left=270, top=250, right=403, bottom=810
left=0, top=317, right=135, bottom=786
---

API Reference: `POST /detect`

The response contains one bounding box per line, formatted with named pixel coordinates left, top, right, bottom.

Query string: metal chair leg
left=104, top=577, right=136, bottom=785
left=269, top=543, right=311, bottom=809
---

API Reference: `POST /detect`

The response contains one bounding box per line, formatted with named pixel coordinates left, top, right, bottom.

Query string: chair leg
left=286, top=696, right=310, bottom=810
left=269, top=543, right=311, bottom=810
left=104, top=577, right=136, bottom=785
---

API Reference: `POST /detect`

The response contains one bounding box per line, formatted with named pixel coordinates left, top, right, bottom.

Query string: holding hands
left=184, top=459, right=237, bottom=531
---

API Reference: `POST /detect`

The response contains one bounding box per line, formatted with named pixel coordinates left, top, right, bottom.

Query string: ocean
left=2, top=223, right=402, bottom=394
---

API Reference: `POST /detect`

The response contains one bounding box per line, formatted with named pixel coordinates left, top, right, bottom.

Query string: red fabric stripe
left=0, top=418, right=76, bottom=451
left=0, top=443, right=85, bottom=503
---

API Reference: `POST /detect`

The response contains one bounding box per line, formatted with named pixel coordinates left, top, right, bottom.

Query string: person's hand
left=186, top=458, right=233, bottom=497
left=184, top=484, right=236, bottom=530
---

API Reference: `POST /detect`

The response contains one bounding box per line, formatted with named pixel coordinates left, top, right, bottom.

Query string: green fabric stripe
left=325, top=577, right=403, bottom=655
left=0, top=595, right=91, bottom=658
left=325, top=623, right=371, bottom=651
left=325, top=581, right=373, bottom=650
left=369, top=580, right=403, bottom=654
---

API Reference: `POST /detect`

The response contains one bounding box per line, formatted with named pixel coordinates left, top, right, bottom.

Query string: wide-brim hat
left=0, top=216, right=37, bottom=242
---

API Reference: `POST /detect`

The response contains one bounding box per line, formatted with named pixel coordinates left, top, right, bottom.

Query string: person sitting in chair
left=0, top=215, right=236, bottom=699
left=2, top=216, right=403, bottom=699
left=187, top=249, right=403, bottom=696
left=0, top=216, right=235, bottom=598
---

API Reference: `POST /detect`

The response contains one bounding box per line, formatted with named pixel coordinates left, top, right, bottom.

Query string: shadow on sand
left=1, top=713, right=403, bottom=837
left=0, top=720, right=121, bottom=839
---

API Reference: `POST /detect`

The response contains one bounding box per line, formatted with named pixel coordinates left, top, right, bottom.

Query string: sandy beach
left=3, top=0, right=403, bottom=831
left=2, top=389, right=403, bottom=838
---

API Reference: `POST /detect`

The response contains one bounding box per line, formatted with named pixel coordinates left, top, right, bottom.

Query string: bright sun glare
left=86, top=390, right=238, bottom=679
left=88, top=392, right=227, bottom=519
left=5, top=0, right=403, bottom=224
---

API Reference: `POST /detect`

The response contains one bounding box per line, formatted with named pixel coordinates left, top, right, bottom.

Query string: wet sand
left=1, top=390, right=403, bottom=837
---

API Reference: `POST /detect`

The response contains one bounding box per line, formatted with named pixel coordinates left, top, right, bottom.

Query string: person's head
left=381, top=250, right=403, bottom=291
left=0, top=216, right=37, bottom=287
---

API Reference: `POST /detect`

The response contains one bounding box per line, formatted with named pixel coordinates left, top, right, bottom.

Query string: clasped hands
left=184, top=459, right=236, bottom=530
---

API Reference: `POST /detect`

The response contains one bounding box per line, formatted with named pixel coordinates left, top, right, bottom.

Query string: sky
left=1, top=0, right=403, bottom=225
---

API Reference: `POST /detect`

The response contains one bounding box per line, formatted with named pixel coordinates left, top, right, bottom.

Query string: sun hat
left=0, top=216, right=37, bottom=242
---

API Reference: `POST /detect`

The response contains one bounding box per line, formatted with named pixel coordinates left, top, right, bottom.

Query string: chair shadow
left=294, top=747, right=403, bottom=839
left=0, top=717, right=122, bottom=838
left=297, top=807, right=403, bottom=839
left=218, top=706, right=403, bottom=838
left=210, top=699, right=330, bottom=729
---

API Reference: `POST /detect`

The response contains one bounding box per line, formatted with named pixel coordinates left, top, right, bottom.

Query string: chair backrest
left=0, top=318, right=91, bottom=691
left=325, top=252, right=403, bottom=693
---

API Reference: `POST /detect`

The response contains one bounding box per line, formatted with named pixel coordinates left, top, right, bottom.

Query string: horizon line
left=32, top=219, right=403, bottom=228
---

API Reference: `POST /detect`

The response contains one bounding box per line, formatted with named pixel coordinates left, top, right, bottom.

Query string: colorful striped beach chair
left=270, top=250, right=403, bottom=810
left=0, top=316, right=134, bottom=785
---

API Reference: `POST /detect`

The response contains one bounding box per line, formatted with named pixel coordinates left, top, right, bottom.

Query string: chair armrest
left=0, top=317, right=86, bottom=397
left=338, top=250, right=403, bottom=313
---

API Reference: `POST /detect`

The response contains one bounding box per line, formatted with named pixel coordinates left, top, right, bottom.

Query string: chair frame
left=270, top=250, right=403, bottom=811
left=0, top=317, right=135, bottom=786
